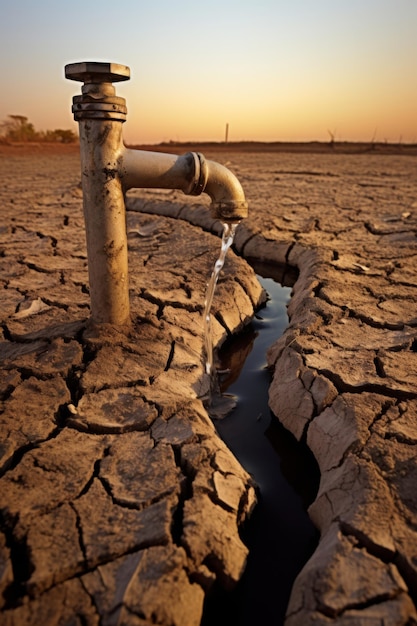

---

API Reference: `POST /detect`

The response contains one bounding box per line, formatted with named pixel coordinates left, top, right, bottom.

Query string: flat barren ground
left=1, top=143, right=417, bottom=625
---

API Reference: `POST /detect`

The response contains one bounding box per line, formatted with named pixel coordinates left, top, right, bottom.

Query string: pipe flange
left=72, top=102, right=127, bottom=122
left=72, top=110, right=128, bottom=122
left=188, top=152, right=208, bottom=196
left=72, top=94, right=127, bottom=122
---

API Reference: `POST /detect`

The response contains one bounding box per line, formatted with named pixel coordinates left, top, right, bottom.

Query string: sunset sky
left=1, top=0, right=416, bottom=144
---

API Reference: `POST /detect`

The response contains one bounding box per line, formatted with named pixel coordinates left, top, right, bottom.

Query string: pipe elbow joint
left=193, top=153, right=248, bottom=223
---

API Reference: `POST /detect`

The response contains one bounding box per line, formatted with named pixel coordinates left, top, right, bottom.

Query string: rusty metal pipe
left=65, top=61, right=248, bottom=326
left=121, top=149, right=203, bottom=195
left=121, top=149, right=248, bottom=223
left=77, top=119, right=129, bottom=326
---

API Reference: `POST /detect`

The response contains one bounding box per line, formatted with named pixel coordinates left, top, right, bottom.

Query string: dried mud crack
left=0, top=150, right=263, bottom=625
left=1, top=146, right=417, bottom=624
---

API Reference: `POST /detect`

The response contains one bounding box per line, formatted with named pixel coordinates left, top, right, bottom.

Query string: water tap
left=65, top=61, right=248, bottom=325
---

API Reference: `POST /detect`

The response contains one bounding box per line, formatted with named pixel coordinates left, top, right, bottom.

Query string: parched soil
left=1, top=143, right=417, bottom=625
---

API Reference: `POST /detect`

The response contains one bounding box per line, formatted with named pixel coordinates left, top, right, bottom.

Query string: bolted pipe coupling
left=71, top=94, right=128, bottom=122
left=187, top=152, right=209, bottom=196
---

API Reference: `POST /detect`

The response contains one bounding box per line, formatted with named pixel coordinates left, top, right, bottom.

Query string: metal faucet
left=65, top=61, right=248, bottom=326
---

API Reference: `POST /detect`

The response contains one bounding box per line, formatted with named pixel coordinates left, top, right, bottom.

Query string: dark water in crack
left=202, top=263, right=320, bottom=626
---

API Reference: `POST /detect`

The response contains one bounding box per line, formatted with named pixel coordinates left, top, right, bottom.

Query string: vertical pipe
left=78, top=118, right=130, bottom=325
left=65, top=62, right=131, bottom=325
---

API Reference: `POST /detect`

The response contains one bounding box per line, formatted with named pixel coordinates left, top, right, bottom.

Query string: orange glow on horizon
left=1, top=1, right=416, bottom=146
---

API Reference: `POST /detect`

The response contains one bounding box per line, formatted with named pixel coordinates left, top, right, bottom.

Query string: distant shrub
left=42, top=128, right=77, bottom=143
left=0, top=115, right=77, bottom=143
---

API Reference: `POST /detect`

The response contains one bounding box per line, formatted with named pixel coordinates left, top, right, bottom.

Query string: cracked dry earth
left=0, top=145, right=417, bottom=626
left=0, top=146, right=263, bottom=626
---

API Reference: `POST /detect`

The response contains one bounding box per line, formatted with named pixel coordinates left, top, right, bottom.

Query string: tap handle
left=65, top=61, right=130, bottom=84
left=66, top=62, right=129, bottom=120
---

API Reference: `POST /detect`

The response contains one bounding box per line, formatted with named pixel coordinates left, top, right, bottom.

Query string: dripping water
left=203, top=222, right=238, bottom=376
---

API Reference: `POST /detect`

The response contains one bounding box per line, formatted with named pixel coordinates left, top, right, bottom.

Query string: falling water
left=203, top=222, right=238, bottom=376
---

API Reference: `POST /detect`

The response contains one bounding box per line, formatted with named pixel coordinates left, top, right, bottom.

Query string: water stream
left=203, top=222, right=238, bottom=375
left=202, top=242, right=319, bottom=625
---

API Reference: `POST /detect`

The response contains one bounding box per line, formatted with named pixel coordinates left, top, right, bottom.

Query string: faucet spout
left=121, top=148, right=248, bottom=223
left=202, top=155, right=248, bottom=223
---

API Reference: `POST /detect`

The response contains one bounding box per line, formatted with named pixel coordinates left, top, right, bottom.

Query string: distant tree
left=0, top=115, right=37, bottom=141
left=42, top=128, right=77, bottom=143
left=0, top=115, right=77, bottom=143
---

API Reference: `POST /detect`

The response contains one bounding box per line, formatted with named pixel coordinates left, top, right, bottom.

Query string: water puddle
left=202, top=260, right=319, bottom=626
